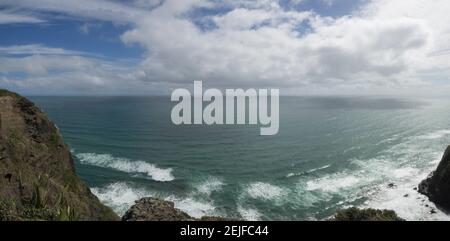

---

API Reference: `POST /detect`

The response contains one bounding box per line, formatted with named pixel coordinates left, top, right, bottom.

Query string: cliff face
left=0, top=90, right=118, bottom=221
left=419, top=145, right=450, bottom=211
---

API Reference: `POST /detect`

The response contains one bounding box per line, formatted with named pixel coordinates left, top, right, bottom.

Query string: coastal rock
left=0, top=89, right=119, bottom=221
left=122, top=197, right=236, bottom=221
left=122, top=198, right=195, bottom=221
left=333, top=207, right=404, bottom=221
left=418, top=145, right=450, bottom=211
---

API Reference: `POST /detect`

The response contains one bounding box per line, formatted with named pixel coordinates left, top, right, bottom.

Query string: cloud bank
left=1, top=0, right=450, bottom=95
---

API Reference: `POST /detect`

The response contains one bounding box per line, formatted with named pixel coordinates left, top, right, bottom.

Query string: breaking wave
left=77, top=153, right=174, bottom=182
left=418, top=129, right=450, bottom=140
left=92, top=182, right=219, bottom=218
left=245, top=182, right=287, bottom=201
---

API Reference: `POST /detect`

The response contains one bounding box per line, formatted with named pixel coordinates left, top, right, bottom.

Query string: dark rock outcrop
left=122, top=197, right=235, bottom=221
left=333, top=207, right=404, bottom=221
left=0, top=89, right=119, bottom=221
left=122, top=198, right=195, bottom=221
left=419, top=145, right=450, bottom=211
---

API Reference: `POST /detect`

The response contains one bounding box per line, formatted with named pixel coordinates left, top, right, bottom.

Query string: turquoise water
left=29, top=96, right=450, bottom=220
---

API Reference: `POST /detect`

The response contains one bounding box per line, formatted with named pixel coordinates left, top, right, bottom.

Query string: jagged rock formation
left=122, top=197, right=234, bottom=221
left=333, top=207, right=404, bottom=221
left=122, top=198, right=195, bottom=221
left=0, top=89, right=119, bottom=221
left=419, top=145, right=450, bottom=211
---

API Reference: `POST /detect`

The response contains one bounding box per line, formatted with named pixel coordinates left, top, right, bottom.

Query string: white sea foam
left=306, top=175, right=360, bottom=192
left=323, top=129, right=450, bottom=220
left=297, top=143, right=443, bottom=220
left=92, top=182, right=156, bottom=215
left=237, top=205, right=262, bottom=221
left=77, top=153, right=174, bottom=182
left=92, top=182, right=219, bottom=218
left=245, top=182, right=287, bottom=201
left=286, top=173, right=295, bottom=178
left=195, top=177, right=224, bottom=195
left=355, top=145, right=448, bottom=220
left=363, top=174, right=450, bottom=221
left=391, top=167, right=419, bottom=179
left=293, top=182, right=324, bottom=207
left=166, top=196, right=217, bottom=218
left=343, top=146, right=362, bottom=153
left=418, top=129, right=450, bottom=140
left=286, top=164, right=331, bottom=178
left=308, top=164, right=331, bottom=174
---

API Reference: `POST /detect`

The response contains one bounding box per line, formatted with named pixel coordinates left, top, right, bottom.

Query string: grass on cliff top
left=0, top=89, right=20, bottom=98
left=0, top=181, right=79, bottom=221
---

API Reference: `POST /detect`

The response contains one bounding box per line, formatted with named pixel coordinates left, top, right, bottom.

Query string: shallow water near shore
left=29, top=96, right=450, bottom=221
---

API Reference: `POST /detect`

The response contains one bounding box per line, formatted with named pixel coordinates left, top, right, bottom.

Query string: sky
left=1, top=0, right=450, bottom=96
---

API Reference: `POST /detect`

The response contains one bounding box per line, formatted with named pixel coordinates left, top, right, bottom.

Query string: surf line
left=171, top=81, right=279, bottom=136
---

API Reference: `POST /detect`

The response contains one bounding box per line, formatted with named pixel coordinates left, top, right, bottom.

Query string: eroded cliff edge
left=419, top=145, right=450, bottom=212
left=0, top=89, right=119, bottom=220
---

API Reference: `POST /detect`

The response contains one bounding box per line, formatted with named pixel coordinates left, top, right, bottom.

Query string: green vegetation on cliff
left=0, top=89, right=119, bottom=221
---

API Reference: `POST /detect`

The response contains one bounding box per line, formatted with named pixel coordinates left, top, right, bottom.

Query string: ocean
left=28, top=96, right=450, bottom=221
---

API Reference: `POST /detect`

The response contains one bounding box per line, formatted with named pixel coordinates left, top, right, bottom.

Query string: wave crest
left=92, top=182, right=218, bottom=218
left=418, top=129, right=450, bottom=140
left=76, top=153, right=174, bottom=182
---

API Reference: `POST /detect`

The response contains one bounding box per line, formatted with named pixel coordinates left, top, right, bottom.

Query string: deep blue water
left=28, top=96, right=450, bottom=220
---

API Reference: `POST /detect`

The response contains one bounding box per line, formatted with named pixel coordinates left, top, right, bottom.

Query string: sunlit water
left=29, top=96, right=450, bottom=221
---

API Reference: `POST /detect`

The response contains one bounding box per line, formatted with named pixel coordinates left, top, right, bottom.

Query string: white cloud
left=0, top=55, right=98, bottom=75
left=362, top=0, right=450, bottom=69
left=0, top=44, right=149, bottom=94
left=0, top=44, right=94, bottom=56
left=0, top=0, right=148, bottom=24
left=1, top=0, right=450, bottom=95
left=0, top=11, right=44, bottom=24
left=118, top=0, right=436, bottom=91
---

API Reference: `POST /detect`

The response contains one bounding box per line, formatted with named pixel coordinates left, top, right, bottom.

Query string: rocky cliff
left=419, top=145, right=450, bottom=211
left=0, top=89, right=118, bottom=221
